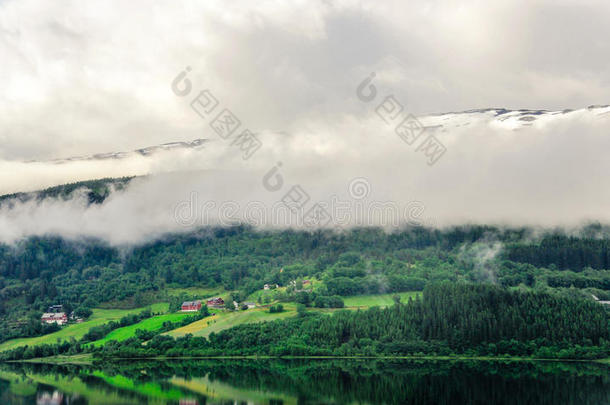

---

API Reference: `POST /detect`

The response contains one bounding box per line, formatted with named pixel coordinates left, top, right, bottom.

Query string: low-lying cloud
left=1, top=106, right=609, bottom=245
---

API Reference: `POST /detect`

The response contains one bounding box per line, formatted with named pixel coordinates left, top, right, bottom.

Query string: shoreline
left=8, top=353, right=610, bottom=366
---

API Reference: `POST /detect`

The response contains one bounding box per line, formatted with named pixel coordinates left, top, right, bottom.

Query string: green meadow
left=89, top=311, right=194, bottom=347
left=167, top=304, right=297, bottom=338
left=0, top=303, right=168, bottom=352
left=342, top=291, right=421, bottom=308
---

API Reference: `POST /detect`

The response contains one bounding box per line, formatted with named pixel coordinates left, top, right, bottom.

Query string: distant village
left=180, top=297, right=256, bottom=312
left=41, top=279, right=314, bottom=326
left=178, top=279, right=312, bottom=313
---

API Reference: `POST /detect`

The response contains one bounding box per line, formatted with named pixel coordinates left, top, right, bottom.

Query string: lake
left=0, top=359, right=609, bottom=404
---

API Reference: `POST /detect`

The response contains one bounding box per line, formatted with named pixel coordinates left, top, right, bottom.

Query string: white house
left=41, top=312, right=68, bottom=325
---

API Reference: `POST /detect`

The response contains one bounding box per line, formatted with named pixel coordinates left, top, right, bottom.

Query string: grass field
left=167, top=304, right=297, bottom=338
left=166, top=292, right=421, bottom=338
left=342, top=292, right=421, bottom=308
left=89, top=311, right=194, bottom=347
left=0, top=292, right=420, bottom=353
left=246, top=288, right=284, bottom=303
left=0, top=303, right=168, bottom=352
left=164, top=313, right=219, bottom=337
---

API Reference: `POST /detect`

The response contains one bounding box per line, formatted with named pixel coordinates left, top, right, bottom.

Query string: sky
left=1, top=0, right=609, bottom=161
left=0, top=0, right=609, bottom=244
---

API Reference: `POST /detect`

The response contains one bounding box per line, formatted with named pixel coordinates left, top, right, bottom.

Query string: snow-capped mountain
left=27, top=139, right=208, bottom=164
left=21, top=104, right=610, bottom=166
left=2, top=104, right=609, bottom=198
left=421, top=105, right=610, bottom=132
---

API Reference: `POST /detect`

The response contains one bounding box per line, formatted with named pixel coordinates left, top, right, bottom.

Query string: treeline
left=506, top=233, right=610, bottom=271
left=0, top=225, right=520, bottom=283
left=0, top=177, right=133, bottom=206
left=545, top=269, right=610, bottom=290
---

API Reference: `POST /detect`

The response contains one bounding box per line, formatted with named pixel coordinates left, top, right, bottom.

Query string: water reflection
left=36, top=390, right=62, bottom=405
left=0, top=359, right=608, bottom=405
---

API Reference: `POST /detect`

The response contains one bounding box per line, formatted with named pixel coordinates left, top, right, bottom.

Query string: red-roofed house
left=181, top=300, right=202, bottom=312
left=206, top=297, right=225, bottom=308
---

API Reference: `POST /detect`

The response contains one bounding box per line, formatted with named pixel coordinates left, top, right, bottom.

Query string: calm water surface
left=0, top=359, right=608, bottom=404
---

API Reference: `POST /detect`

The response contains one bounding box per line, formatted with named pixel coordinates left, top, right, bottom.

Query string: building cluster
left=180, top=297, right=257, bottom=311
left=263, top=279, right=312, bottom=292
left=289, top=279, right=311, bottom=292
left=41, top=312, right=68, bottom=325
left=41, top=305, right=68, bottom=325
left=40, top=305, right=84, bottom=325
left=233, top=301, right=256, bottom=310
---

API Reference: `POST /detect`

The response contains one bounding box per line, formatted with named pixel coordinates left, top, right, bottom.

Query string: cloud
left=0, top=106, right=609, bottom=245
left=0, top=139, right=215, bottom=194
left=1, top=0, right=609, bottom=244
left=458, top=238, right=504, bottom=284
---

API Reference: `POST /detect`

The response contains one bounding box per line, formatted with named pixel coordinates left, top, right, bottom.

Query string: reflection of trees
left=1, top=360, right=609, bottom=405
left=146, top=359, right=610, bottom=405
left=95, top=360, right=610, bottom=405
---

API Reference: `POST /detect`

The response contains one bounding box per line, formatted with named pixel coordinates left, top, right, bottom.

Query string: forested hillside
left=0, top=177, right=133, bottom=206
left=2, top=283, right=607, bottom=360
left=0, top=224, right=609, bottom=346
left=145, top=283, right=610, bottom=358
